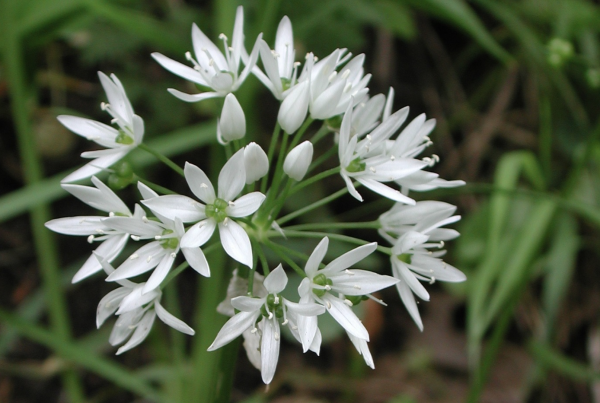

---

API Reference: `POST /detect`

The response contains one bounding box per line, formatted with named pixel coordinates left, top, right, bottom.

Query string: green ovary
left=205, top=198, right=229, bottom=223
left=260, top=293, right=284, bottom=319
left=397, top=253, right=412, bottom=264
left=312, top=273, right=333, bottom=297
left=159, top=229, right=179, bottom=250
left=345, top=157, right=366, bottom=173
left=115, top=130, right=134, bottom=145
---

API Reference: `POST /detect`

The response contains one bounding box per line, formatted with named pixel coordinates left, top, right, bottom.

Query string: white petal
left=218, top=220, right=252, bottom=267
left=284, top=141, right=313, bottom=181
left=263, top=264, right=288, bottom=294
left=322, top=242, right=377, bottom=275
left=191, top=23, right=227, bottom=71
left=151, top=52, right=207, bottom=85
left=73, top=233, right=129, bottom=283
left=62, top=150, right=128, bottom=183
left=227, top=192, right=265, bottom=218
left=96, top=287, right=130, bottom=328
left=305, top=237, right=329, bottom=277
left=167, top=88, right=222, bottom=103
left=347, top=333, right=374, bottom=369
left=184, top=162, right=216, bottom=204
left=106, top=242, right=165, bottom=281
left=244, top=143, right=269, bottom=184
left=179, top=247, right=208, bottom=277
left=45, top=216, right=105, bottom=236
left=278, top=80, right=309, bottom=134
left=208, top=311, right=260, bottom=351
left=392, top=258, right=430, bottom=301
left=57, top=115, right=117, bottom=144
left=181, top=219, right=216, bottom=248
left=341, top=172, right=363, bottom=202
left=143, top=195, right=205, bottom=223
left=116, top=309, right=156, bottom=355
left=284, top=299, right=325, bottom=316
left=137, top=181, right=158, bottom=200
left=395, top=274, right=423, bottom=331
left=231, top=296, right=265, bottom=312
left=261, top=318, right=280, bottom=384
left=117, top=285, right=160, bottom=314
left=356, top=177, right=415, bottom=204
left=297, top=314, right=318, bottom=353
left=218, top=149, right=246, bottom=201
left=330, top=270, right=398, bottom=295
left=219, top=94, right=246, bottom=141
left=142, top=253, right=175, bottom=294
left=155, top=301, right=195, bottom=335
left=102, top=216, right=162, bottom=238
left=322, top=294, right=369, bottom=340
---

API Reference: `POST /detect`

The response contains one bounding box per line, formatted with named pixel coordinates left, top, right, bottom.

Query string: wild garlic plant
left=46, top=6, right=466, bottom=385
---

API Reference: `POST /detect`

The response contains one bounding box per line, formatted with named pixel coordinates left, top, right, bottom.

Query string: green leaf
left=529, top=340, right=600, bottom=382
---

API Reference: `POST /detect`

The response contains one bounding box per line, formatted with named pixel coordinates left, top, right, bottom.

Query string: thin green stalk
left=278, top=187, right=348, bottom=225
left=164, top=283, right=185, bottom=401
left=256, top=242, right=271, bottom=277
left=290, top=167, right=341, bottom=196
left=1, top=2, right=84, bottom=400
left=161, top=261, right=190, bottom=289
left=263, top=239, right=306, bottom=277
left=283, top=221, right=380, bottom=231
left=261, top=123, right=282, bottom=194
left=309, top=123, right=331, bottom=145
left=266, top=179, right=293, bottom=227
left=0, top=308, right=162, bottom=401
left=308, top=147, right=337, bottom=174
left=138, top=143, right=185, bottom=177
left=288, top=118, right=314, bottom=152
left=279, top=230, right=392, bottom=255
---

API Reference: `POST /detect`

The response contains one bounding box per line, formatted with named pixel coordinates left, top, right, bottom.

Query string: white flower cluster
left=47, top=6, right=466, bottom=383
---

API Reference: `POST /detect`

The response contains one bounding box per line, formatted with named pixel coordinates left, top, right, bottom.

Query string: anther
left=268, top=312, right=273, bottom=319
left=87, top=235, right=95, bottom=244
left=223, top=217, right=229, bottom=226
left=326, top=301, right=332, bottom=309
left=345, top=269, right=354, bottom=276
left=185, top=51, right=193, bottom=61
left=271, top=50, right=279, bottom=58
left=101, top=102, right=108, bottom=111
left=291, top=325, right=298, bottom=330
left=170, top=252, right=177, bottom=258
left=282, top=319, right=289, bottom=326
left=251, top=327, right=258, bottom=334
left=129, top=253, right=139, bottom=260
left=155, top=235, right=162, bottom=240
left=228, top=201, right=235, bottom=206
left=429, top=277, right=436, bottom=284
left=274, top=333, right=280, bottom=341
left=353, top=284, right=362, bottom=290
left=369, top=167, right=376, bottom=173
left=109, top=212, right=115, bottom=217
left=390, top=155, right=396, bottom=161
left=142, top=216, right=149, bottom=222
left=219, top=33, right=227, bottom=40
left=274, top=295, right=280, bottom=304
left=341, top=69, right=351, bottom=80
left=147, top=255, right=153, bottom=263
left=200, top=183, right=208, bottom=188
left=131, top=235, right=140, bottom=241
left=96, top=229, right=105, bottom=234
left=328, top=71, right=337, bottom=82
left=439, top=241, right=445, bottom=248
left=344, top=299, right=353, bottom=306
left=325, top=285, right=332, bottom=291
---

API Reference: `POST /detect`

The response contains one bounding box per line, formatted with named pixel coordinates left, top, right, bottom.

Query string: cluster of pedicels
left=46, top=7, right=466, bottom=384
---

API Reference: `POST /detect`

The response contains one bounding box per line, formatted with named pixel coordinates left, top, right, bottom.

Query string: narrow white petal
left=322, top=294, right=369, bottom=340
left=102, top=216, right=163, bottom=238
left=96, top=287, right=130, bottom=328
left=218, top=220, right=252, bottom=267
left=227, top=192, right=266, bottom=218
left=208, top=311, right=260, bottom=351
left=305, top=237, right=329, bottom=278
left=62, top=150, right=128, bottom=183
left=116, top=310, right=156, bottom=355
left=143, top=195, right=205, bottom=223
left=106, top=242, right=165, bottom=281
left=278, top=80, right=309, bottom=134
left=181, top=247, right=210, bottom=277
left=142, top=253, right=175, bottom=294
left=261, top=318, right=280, bottom=384
left=322, top=242, right=377, bottom=275
left=155, top=301, right=195, bottom=335
left=57, top=115, right=117, bottom=143
left=218, top=149, right=246, bottom=201
left=231, top=296, right=265, bottom=312
left=151, top=52, right=207, bottom=85
left=167, top=89, right=222, bottom=103
left=395, top=274, right=423, bottom=331
left=73, top=234, right=129, bottom=283
left=330, top=270, right=398, bottom=295
left=45, top=216, right=105, bottom=236
left=263, top=264, right=288, bottom=294
left=181, top=219, right=216, bottom=248
left=356, top=177, right=415, bottom=204
left=184, top=162, right=216, bottom=204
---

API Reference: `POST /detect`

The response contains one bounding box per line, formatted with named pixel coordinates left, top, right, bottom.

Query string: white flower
left=379, top=201, right=466, bottom=330
left=338, top=104, right=428, bottom=203
left=208, top=265, right=325, bottom=384
left=254, top=16, right=299, bottom=100
left=284, top=141, right=313, bottom=181
left=151, top=6, right=261, bottom=102
left=347, top=332, right=374, bottom=369
left=218, top=93, right=246, bottom=143
left=142, top=149, right=266, bottom=267
left=45, top=176, right=141, bottom=283
left=297, top=237, right=398, bottom=352
left=244, top=142, right=269, bottom=184
left=58, top=72, right=143, bottom=183
left=103, top=183, right=208, bottom=293
left=95, top=255, right=194, bottom=355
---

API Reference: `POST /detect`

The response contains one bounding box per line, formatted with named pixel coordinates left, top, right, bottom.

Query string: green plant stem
left=278, top=187, right=348, bottom=225
left=0, top=307, right=162, bottom=401
left=256, top=242, right=271, bottom=277
left=261, top=123, right=282, bottom=194
left=138, top=143, right=185, bottom=177
left=309, top=123, right=331, bottom=145
left=290, top=167, right=341, bottom=195
left=308, top=147, right=337, bottom=174
left=1, top=2, right=84, bottom=401
left=283, top=221, right=380, bottom=231
left=263, top=239, right=306, bottom=277
left=278, top=230, right=392, bottom=255
left=288, top=118, right=314, bottom=152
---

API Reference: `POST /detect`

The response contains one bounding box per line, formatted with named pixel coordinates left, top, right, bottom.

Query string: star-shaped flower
left=58, top=72, right=143, bottom=183
left=151, top=6, right=261, bottom=102
left=142, top=148, right=266, bottom=268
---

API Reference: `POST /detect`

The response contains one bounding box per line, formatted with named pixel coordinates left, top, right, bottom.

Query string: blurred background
left=2, top=0, right=600, bottom=402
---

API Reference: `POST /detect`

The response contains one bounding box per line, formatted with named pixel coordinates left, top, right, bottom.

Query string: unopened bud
left=284, top=141, right=313, bottom=181
left=244, top=142, right=269, bottom=184
left=218, top=93, right=246, bottom=142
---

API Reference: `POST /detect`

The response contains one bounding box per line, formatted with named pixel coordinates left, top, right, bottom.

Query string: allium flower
left=58, top=72, right=144, bottom=183
left=338, top=104, right=428, bottom=203
left=298, top=237, right=398, bottom=351
left=103, top=183, right=208, bottom=293
left=254, top=16, right=298, bottom=100
left=95, top=255, right=194, bottom=354
left=284, top=141, right=313, bottom=181
left=151, top=6, right=261, bottom=102
left=45, top=176, right=142, bottom=283
left=379, top=201, right=466, bottom=330
left=142, top=149, right=266, bottom=267
left=208, top=265, right=325, bottom=384
left=243, top=142, right=269, bottom=184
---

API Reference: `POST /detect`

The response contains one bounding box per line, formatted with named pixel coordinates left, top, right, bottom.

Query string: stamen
left=109, top=212, right=115, bottom=217
left=170, top=252, right=177, bottom=258
left=130, top=235, right=140, bottom=241
left=341, top=69, right=351, bottom=80
left=274, top=295, right=279, bottom=304
left=185, top=51, right=193, bottom=61
left=274, top=333, right=280, bottom=341
left=353, top=284, right=361, bottom=290
left=429, top=277, right=436, bottom=284
left=142, top=216, right=149, bottom=222
left=155, top=235, right=162, bottom=240
left=100, top=102, right=108, bottom=111
left=390, top=155, right=396, bottom=161
left=344, top=299, right=353, bottom=307
left=326, top=301, right=332, bottom=309
left=96, top=228, right=105, bottom=234
left=129, top=253, right=139, bottom=260
left=291, top=325, right=298, bottom=330
left=200, top=183, right=208, bottom=188
left=328, top=71, right=337, bottom=82
left=282, top=319, right=289, bottom=326
left=146, top=255, right=153, bottom=263
left=223, top=217, right=229, bottom=226
left=325, top=285, right=332, bottom=291
left=251, top=327, right=258, bottom=334
left=228, top=201, right=235, bottom=206
left=271, top=50, right=280, bottom=58
left=369, top=166, right=376, bottom=173
left=345, top=269, right=354, bottom=276
left=87, top=235, right=95, bottom=244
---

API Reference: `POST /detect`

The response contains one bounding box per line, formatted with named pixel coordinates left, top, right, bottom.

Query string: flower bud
left=284, top=141, right=313, bottom=181
left=218, top=93, right=246, bottom=142
left=277, top=80, right=309, bottom=134
left=244, top=142, right=269, bottom=184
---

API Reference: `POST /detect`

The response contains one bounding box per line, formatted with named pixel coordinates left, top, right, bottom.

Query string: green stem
left=290, top=166, right=340, bottom=196
left=308, top=147, right=338, bottom=174
left=309, top=123, right=331, bottom=145
left=266, top=178, right=293, bottom=227
left=263, top=239, right=306, bottom=277
left=1, top=2, right=85, bottom=401
left=256, top=242, right=271, bottom=277
left=261, top=123, right=281, bottom=194
left=279, top=230, right=392, bottom=255
left=138, top=143, right=185, bottom=177
left=288, top=117, right=314, bottom=152
left=283, top=221, right=380, bottom=231
left=278, top=187, right=348, bottom=225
